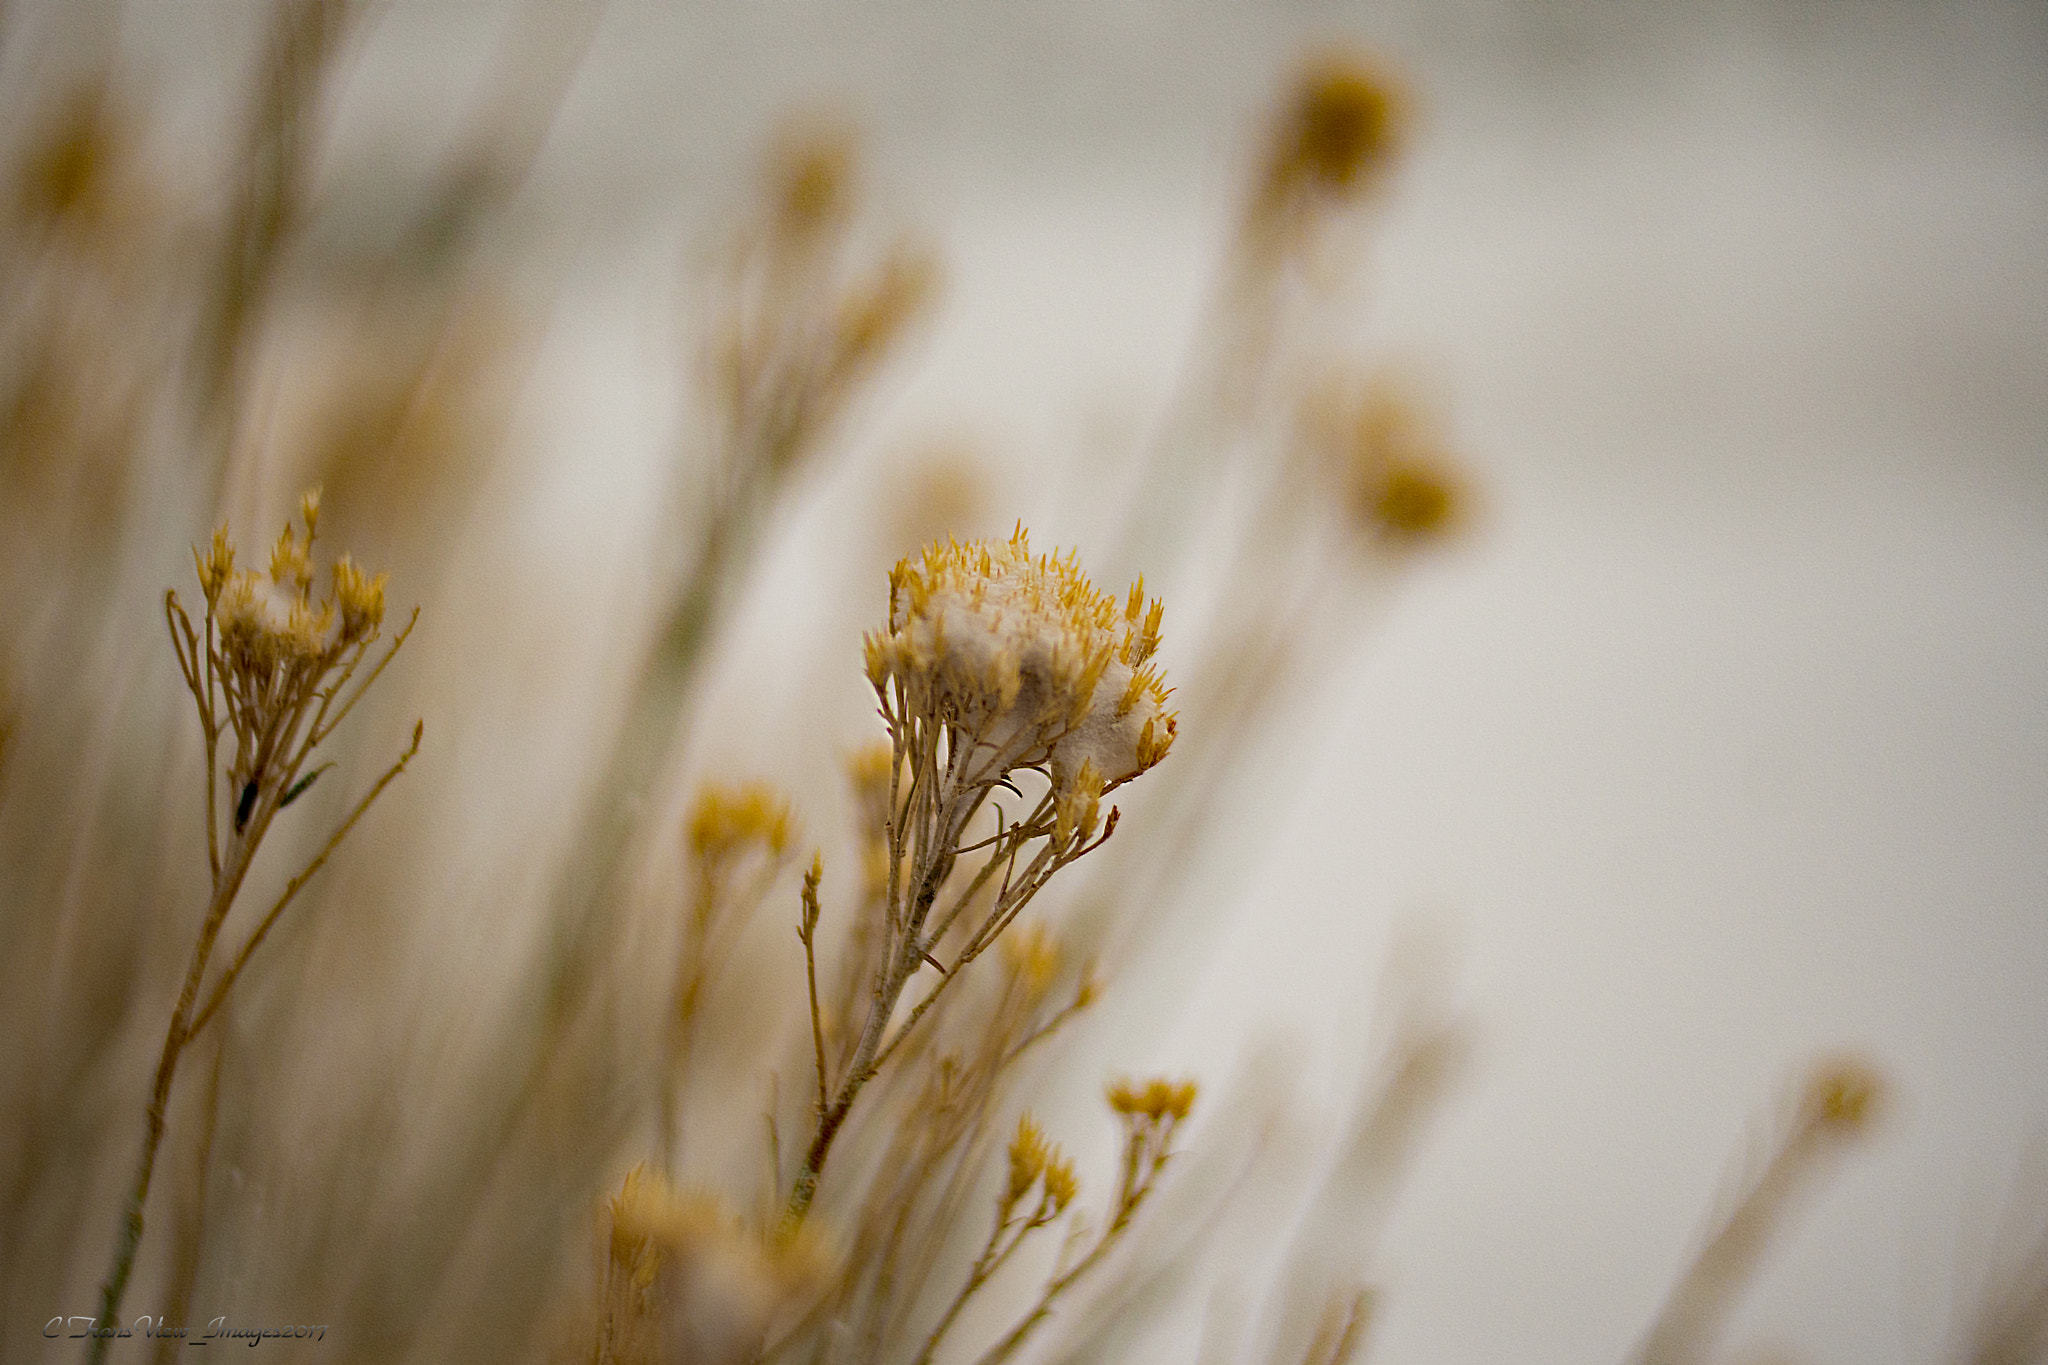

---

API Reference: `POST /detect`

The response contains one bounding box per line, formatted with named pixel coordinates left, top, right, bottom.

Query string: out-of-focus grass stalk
left=1628, top=1058, right=1884, bottom=1365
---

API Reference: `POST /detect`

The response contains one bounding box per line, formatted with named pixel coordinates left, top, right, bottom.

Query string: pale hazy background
left=16, top=1, right=2048, bottom=1361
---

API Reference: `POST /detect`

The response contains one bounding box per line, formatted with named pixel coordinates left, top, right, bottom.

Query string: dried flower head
left=864, top=526, right=1175, bottom=795
left=1319, top=373, right=1467, bottom=546
left=1006, top=1114, right=1053, bottom=1204
left=781, top=532, right=1175, bottom=1231
left=168, top=490, right=411, bottom=849
left=1108, top=1077, right=1198, bottom=1124
left=1801, top=1056, right=1884, bottom=1138
left=602, top=1167, right=818, bottom=1365
left=1278, top=56, right=1407, bottom=195
left=687, top=781, right=795, bottom=861
left=1001, top=922, right=1062, bottom=998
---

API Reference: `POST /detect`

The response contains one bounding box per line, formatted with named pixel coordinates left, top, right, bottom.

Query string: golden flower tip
left=331, top=556, right=387, bottom=642
left=1276, top=54, right=1407, bottom=195
left=1006, top=1115, right=1078, bottom=1212
left=1040, top=1153, right=1079, bottom=1212
left=1001, top=922, right=1062, bottom=993
left=1802, top=1057, right=1884, bottom=1137
left=194, top=527, right=235, bottom=603
left=1052, top=760, right=1104, bottom=850
left=687, top=781, right=795, bottom=860
left=770, top=120, right=856, bottom=237
left=1107, top=1077, right=1197, bottom=1124
left=1006, top=1115, right=1050, bottom=1202
left=1374, top=462, right=1462, bottom=541
left=1331, top=375, right=1467, bottom=546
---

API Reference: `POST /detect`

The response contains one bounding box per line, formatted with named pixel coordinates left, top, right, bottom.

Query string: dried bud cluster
left=686, top=781, right=795, bottom=862
left=198, top=492, right=387, bottom=707
left=1800, top=1057, right=1884, bottom=1138
left=601, top=1167, right=816, bottom=1365
left=1274, top=57, right=1406, bottom=197
left=1108, top=1077, right=1198, bottom=1125
left=864, top=527, right=1175, bottom=798
left=169, top=490, right=412, bottom=850
left=1004, top=1115, right=1078, bottom=1214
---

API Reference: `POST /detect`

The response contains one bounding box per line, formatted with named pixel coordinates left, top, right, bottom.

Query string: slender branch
left=311, top=608, right=417, bottom=744
left=799, top=858, right=829, bottom=1116
left=153, top=1031, right=227, bottom=1365
left=88, top=830, right=260, bottom=1363
left=914, top=1200, right=1050, bottom=1365
left=969, top=1127, right=1178, bottom=1365
left=187, top=721, right=422, bottom=1040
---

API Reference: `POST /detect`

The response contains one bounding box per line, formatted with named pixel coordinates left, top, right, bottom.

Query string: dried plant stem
left=93, top=531, right=410, bottom=1355
left=969, top=1218, right=1122, bottom=1365
left=778, top=893, right=919, bottom=1231
left=799, top=859, right=829, bottom=1116
left=542, top=485, right=755, bottom=1032
left=153, top=1032, right=226, bottom=1365
left=1300, top=1288, right=1375, bottom=1365
left=91, top=722, right=418, bottom=1357
left=782, top=691, right=1127, bottom=1228
left=186, top=722, right=421, bottom=1040
left=776, top=821, right=962, bottom=1229
left=969, top=1116, right=1179, bottom=1365
left=90, top=830, right=259, bottom=1362
left=915, top=1198, right=1056, bottom=1365
left=1629, top=1061, right=1881, bottom=1365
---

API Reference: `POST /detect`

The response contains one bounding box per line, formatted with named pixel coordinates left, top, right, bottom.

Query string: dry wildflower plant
left=85, top=494, right=418, bottom=1359
left=0, top=10, right=2021, bottom=1365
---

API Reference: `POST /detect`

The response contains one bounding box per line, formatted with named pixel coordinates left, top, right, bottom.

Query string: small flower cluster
left=1107, top=1077, right=1198, bottom=1125
left=686, top=781, right=795, bottom=863
left=1333, top=378, right=1465, bottom=546
left=1243, top=54, right=1409, bottom=254
left=1003, top=1114, right=1078, bottom=1216
left=600, top=1167, right=816, bottom=1365
left=172, top=491, right=410, bottom=850
left=781, top=532, right=1175, bottom=1231
left=1799, top=1056, right=1884, bottom=1138
left=864, top=526, right=1175, bottom=800
left=1269, top=57, right=1406, bottom=198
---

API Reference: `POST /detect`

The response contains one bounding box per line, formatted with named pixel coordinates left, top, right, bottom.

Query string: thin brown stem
left=968, top=1131, right=1176, bottom=1365
left=799, top=860, right=829, bottom=1116
left=914, top=1201, right=1040, bottom=1365
left=88, top=830, right=258, bottom=1363
left=153, top=1031, right=226, bottom=1365
left=186, top=721, right=421, bottom=1041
